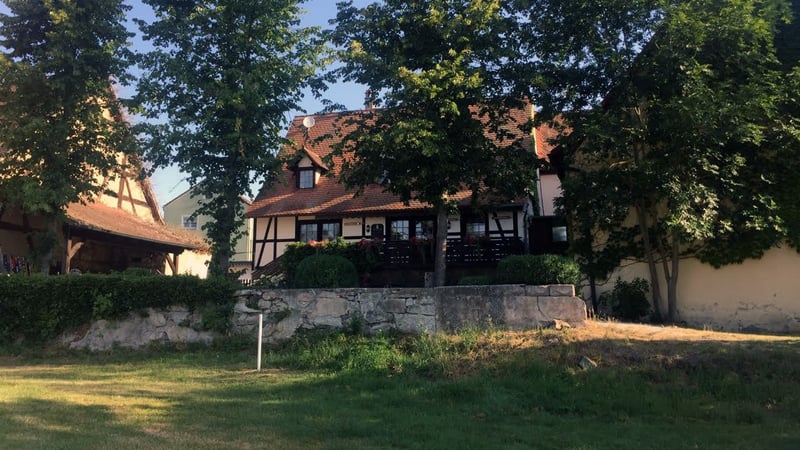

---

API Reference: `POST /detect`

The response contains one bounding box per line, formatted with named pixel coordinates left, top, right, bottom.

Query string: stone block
left=525, top=285, right=550, bottom=296
left=549, top=285, right=575, bottom=297
left=147, top=310, right=168, bottom=327
left=234, top=301, right=259, bottom=314
left=536, top=296, right=587, bottom=325
left=396, top=313, right=435, bottom=334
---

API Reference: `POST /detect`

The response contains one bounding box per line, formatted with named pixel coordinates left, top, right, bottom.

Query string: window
left=181, top=215, right=198, bottom=230
left=390, top=220, right=409, bottom=240
left=298, top=221, right=341, bottom=242
left=465, top=219, right=486, bottom=238
left=321, top=222, right=339, bottom=241
left=415, top=220, right=435, bottom=240
left=299, top=223, right=317, bottom=242
left=388, top=218, right=435, bottom=241
left=298, top=169, right=315, bottom=189
left=552, top=226, right=568, bottom=243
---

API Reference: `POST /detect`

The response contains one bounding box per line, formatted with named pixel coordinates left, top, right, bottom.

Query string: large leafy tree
left=512, top=0, right=800, bottom=321
left=329, top=0, right=535, bottom=286
left=132, top=0, right=325, bottom=276
left=0, top=0, right=134, bottom=273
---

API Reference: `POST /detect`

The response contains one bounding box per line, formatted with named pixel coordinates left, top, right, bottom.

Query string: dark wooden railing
left=380, top=238, right=524, bottom=268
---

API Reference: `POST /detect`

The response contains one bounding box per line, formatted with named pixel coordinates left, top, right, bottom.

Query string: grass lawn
left=1, top=323, right=799, bottom=450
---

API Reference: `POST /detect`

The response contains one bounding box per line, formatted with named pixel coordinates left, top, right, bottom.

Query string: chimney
left=364, top=88, right=376, bottom=109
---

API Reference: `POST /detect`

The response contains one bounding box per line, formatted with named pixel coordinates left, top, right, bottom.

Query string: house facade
left=245, top=105, right=565, bottom=285
left=0, top=154, right=206, bottom=275
left=163, top=185, right=253, bottom=280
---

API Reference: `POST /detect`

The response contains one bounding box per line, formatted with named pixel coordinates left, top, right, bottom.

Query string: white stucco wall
left=538, top=173, right=562, bottom=217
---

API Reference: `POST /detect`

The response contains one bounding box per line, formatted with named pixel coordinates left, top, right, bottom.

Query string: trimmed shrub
left=293, top=254, right=359, bottom=288
left=282, top=237, right=381, bottom=285
left=457, top=275, right=495, bottom=286
left=599, top=277, right=651, bottom=322
left=0, top=274, right=238, bottom=343
left=494, top=254, right=580, bottom=286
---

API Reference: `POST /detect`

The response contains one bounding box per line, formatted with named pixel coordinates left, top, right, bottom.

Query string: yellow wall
left=594, top=245, right=800, bottom=333
left=164, top=249, right=209, bottom=278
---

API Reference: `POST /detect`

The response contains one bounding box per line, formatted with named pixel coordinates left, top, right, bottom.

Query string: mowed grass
left=1, top=326, right=799, bottom=450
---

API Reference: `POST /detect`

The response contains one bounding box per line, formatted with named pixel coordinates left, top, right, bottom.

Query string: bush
left=457, top=275, right=495, bottom=286
left=282, top=237, right=381, bottom=285
left=599, top=277, right=652, bottom=322
left=0, top=274, right=239, bottom=343
left=293, top=254, right=359, bottom=288
left=494, top=254, right=580, bottom=286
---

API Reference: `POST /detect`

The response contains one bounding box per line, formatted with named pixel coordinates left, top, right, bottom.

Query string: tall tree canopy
left=512, top=0, right=800, bottom=321
left=0, top=0, right=134, bottom=272
left=330, top=0, right=535, bottom=286
left=132, top=0, right=325, bottom=276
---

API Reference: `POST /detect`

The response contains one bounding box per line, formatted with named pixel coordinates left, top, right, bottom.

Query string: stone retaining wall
left=65, top=285, right=587, bottom=350
left=232, top=284, right=586, bottom=343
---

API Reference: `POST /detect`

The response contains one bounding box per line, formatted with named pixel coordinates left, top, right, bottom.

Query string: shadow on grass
left=0, top=398, right=171, bottom=450
left=156, top=337, right=800, bottom=450
left=2, top=334, right=800, bottom=450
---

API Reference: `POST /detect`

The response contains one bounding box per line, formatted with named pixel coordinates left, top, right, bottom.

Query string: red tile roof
left=247, top=105, right=559, bottom=218
left=66, top=201, right=207, bottom=251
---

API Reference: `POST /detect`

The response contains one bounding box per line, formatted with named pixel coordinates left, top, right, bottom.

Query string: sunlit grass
left=1, top=328, right=799, bottom=449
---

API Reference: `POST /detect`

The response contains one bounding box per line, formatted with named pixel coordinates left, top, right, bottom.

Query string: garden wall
left=65, top=285, right=587, bottom=350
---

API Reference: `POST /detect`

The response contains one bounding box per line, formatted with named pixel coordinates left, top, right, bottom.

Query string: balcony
left=380, top=237, right=524, bottom=268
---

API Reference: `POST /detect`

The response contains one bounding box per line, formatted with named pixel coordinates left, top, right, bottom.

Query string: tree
left=0, top=0, right=134, bottom=273
left=329, top=0, right=535, bottom=286
left=132, top=0, right=325, bottom=277
left=512, top=0, right=800, bottom=322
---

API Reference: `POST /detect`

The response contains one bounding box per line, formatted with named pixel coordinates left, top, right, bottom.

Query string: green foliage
left=495, top=255, right=581, bottom=286
left=292, top=254, right=359, bottom=289
left=282, top=238, right=380, bottom=285
left=0, top=274, right=238, bottom=342
left=457, top=275, right=495, bottom=286
left=3, top=332, right=800, bottom=449
left=330, top=1, right=535, bottom=286
left=599, top=277, right=652, bottom=322
left=121, top=267, right=158, bottom=277
left=525, top=0, right=800, bottom=321
left=131, top=0, right=325, bottom=276
left=0, top=0, right=135, bottom=270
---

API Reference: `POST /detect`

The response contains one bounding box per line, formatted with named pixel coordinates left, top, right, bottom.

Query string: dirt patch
left=443, top=320, right=799, bottom=377
left=567, top=320, right=800, bottom=343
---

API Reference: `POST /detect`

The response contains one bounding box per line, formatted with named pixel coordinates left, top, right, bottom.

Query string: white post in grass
left=257, top=312, right=263, bottom=371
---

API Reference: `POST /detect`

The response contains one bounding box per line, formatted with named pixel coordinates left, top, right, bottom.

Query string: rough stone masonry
left=65, top=285, right=587, bottom=350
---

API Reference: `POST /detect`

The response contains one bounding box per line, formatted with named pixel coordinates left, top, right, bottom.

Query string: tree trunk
left=667, top=232, right=680, bottom=322
left=433, top=204, right=448, bottom=287
left=37, top=216, right=59, bottom=274
left=635, top=204, right=664, bottom=322
left=207, top=191, right=238, bottom=278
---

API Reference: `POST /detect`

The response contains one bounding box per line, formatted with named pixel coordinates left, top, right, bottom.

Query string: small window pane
left=321, top=222, right=340, bottom=240
left=182, top=215, right=197, bottom=230
left=466, top=220, right=485, bottom=237
left=299, top=223, right=316, bottom=242
left=299, top=170, right=314, bottom=189
left=415, top=220, right=435, bottom=240
left=552, top=226, right=568, bottom=242
left=390, top=220, right=409, bottom=240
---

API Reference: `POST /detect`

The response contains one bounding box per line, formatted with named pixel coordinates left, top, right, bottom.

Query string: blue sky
left=123, top=0, right=372, bottom=205
left=0, top=0, right=372, bottom=206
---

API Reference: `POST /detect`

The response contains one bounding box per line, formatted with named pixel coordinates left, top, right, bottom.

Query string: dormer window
left=298, top=169, right=315, bottom=189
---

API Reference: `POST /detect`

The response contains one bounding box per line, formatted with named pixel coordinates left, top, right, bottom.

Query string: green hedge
left=293, top=254, right=359, bottom=288
left=282, top=237, right=381, bottom=285
left=495, top=254, right=581, bottom=286
left=0, top=274, right=238, bottom=343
